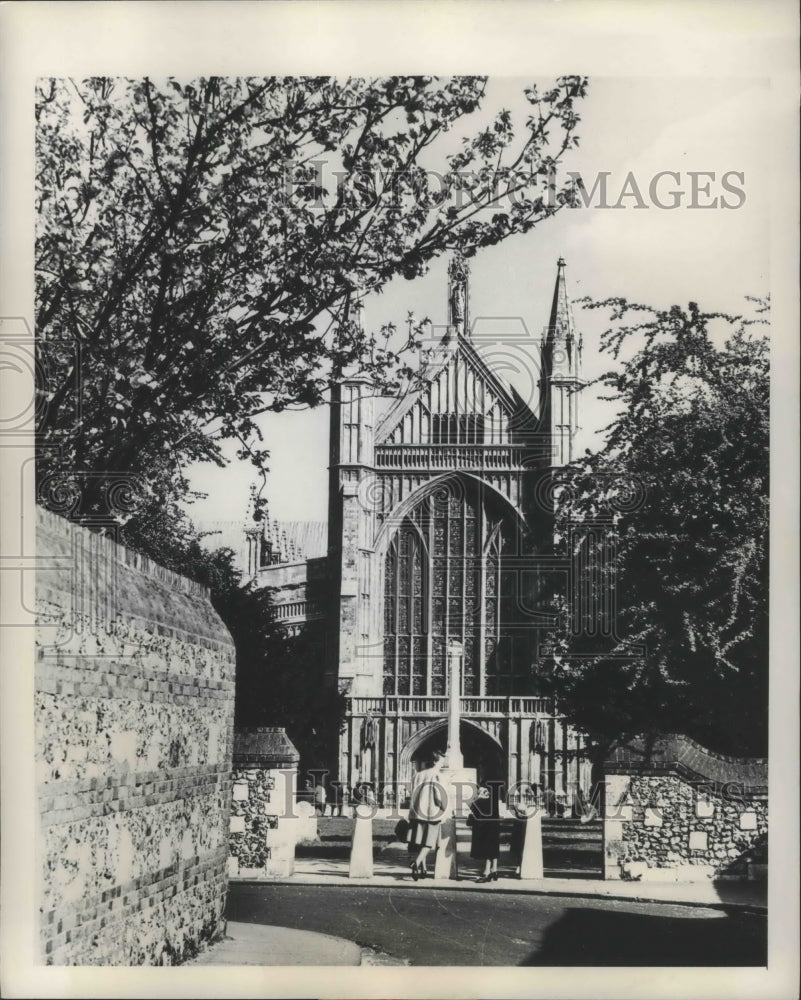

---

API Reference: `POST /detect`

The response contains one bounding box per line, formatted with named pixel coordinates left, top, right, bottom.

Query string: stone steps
left=453, top=816, right=603, bottom=877
left=541, top=820, right=603, bottom=877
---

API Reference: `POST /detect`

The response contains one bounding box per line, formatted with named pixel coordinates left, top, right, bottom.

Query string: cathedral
left=237, top=256, right=593, bottom=806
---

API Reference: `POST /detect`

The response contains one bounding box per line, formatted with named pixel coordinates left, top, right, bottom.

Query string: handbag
left=394, top=817, right=410, bottom=842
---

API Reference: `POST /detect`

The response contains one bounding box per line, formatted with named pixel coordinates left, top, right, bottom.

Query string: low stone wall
left=36, top=507, right=236, bottom=964
left=603, top=735, right=767, bottom=882
left=228, top=728, right=300, bottom=879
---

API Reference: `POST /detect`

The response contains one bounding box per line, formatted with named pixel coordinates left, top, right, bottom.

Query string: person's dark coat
left=508, top=804, right=526, bottom=864
left=467, top=788, right=501, bottom=862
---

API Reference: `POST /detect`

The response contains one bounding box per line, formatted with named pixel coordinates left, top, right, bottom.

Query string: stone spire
left=244, top=483, right=263, bottom=525
left=245, top=481, right=310, bottom=572
left=244, top=484, right=265, bottom=577
left=539, top=258, right=584, bottom=466
left=544, top=256, right=581, bottom=376
left=352, top=283, right=365, bottom=333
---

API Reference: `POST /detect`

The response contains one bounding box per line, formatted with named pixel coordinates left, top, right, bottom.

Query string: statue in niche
left=448, top=253, right=469, bottom=332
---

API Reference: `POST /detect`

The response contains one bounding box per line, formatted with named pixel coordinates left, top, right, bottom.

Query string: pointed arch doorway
left=400, top=719, right=505, bottom=791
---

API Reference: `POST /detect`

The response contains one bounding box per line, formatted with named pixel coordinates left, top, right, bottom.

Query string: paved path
left=188, top=921, right=362, bottom=966
left=286, top=840, right=767, bottom=912
left=225, top=881, right=767, bottom=967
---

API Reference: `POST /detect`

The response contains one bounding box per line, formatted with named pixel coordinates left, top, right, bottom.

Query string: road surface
left=227, top=882, right=766, bottom=967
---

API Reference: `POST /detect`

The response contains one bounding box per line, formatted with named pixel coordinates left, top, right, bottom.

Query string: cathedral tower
left=539, top=258, right=583, bottom=466
left=327, top=372, right=376, bottom=691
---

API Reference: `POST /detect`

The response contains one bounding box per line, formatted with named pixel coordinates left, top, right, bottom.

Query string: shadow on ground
left=519, top=905, right=767, bottom=966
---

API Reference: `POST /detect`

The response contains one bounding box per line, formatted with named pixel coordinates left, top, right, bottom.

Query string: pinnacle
left=548, top=257, right=573, bottom=342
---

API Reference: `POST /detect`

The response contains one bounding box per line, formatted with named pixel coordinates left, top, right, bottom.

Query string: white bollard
left=348, top=803, right=374, bottom=879
left=519, top=810, right=544, bottom=880
left=433, top=816, right=458, bottom=880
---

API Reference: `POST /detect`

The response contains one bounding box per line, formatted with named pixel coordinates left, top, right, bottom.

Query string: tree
left=35, top=75, right=587, bottom=564
left=546, top=297, right=769, bottom=760
left=212, top=582, right=345, bottom=776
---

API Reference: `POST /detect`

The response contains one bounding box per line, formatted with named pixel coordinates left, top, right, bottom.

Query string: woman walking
left=467, top=784, right=502, bottom=883
left=408, top=750, right=446, bottom=880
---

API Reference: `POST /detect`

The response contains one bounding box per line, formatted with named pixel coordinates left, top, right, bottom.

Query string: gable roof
left=375, top=331, right=537, bottom=445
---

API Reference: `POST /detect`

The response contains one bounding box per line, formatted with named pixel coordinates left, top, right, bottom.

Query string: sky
left=185, top=74, right=771, bottom=528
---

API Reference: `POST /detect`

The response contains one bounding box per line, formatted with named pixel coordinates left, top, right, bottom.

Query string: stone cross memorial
left=434, top=640, right=478, bottom=879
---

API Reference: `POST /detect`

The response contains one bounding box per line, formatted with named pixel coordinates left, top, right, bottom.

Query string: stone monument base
left=439, top=767, right=478, bottom=817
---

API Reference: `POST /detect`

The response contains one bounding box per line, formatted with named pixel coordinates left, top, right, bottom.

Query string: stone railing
left=272, top=600, right=323, bottom=623
left=374, top=444, right=524, bottom=471
left=348, top=695, right=553, bottom=717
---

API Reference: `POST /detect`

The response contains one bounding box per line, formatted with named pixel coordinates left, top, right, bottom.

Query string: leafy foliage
left=35, top=75, right=587, bottom=565
left=546, top=297, right=769, bottom=758
left=213, top=582, right=345, bottom=774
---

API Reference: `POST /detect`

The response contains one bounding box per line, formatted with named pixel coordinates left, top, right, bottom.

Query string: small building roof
left=195, top=518, right=328, bottom=573
left=233, top=727, right=300, bottom=766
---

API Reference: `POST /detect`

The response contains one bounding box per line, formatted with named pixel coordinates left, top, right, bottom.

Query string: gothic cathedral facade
left=328, top=259, right=587, bottom=797
left=247, top=256, right=592, bottom=805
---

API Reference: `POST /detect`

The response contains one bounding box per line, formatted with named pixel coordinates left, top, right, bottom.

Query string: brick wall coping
left=37, top=505, right=211, bottom=598
left=604, top=733, right=767, bottom=791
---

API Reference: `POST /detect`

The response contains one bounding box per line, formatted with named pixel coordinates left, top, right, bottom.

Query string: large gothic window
left=383, top=478, right=532, bottom=697
left=383, top=525, right=427, bottom=695
left=483, top=528, right=531, bottom=696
